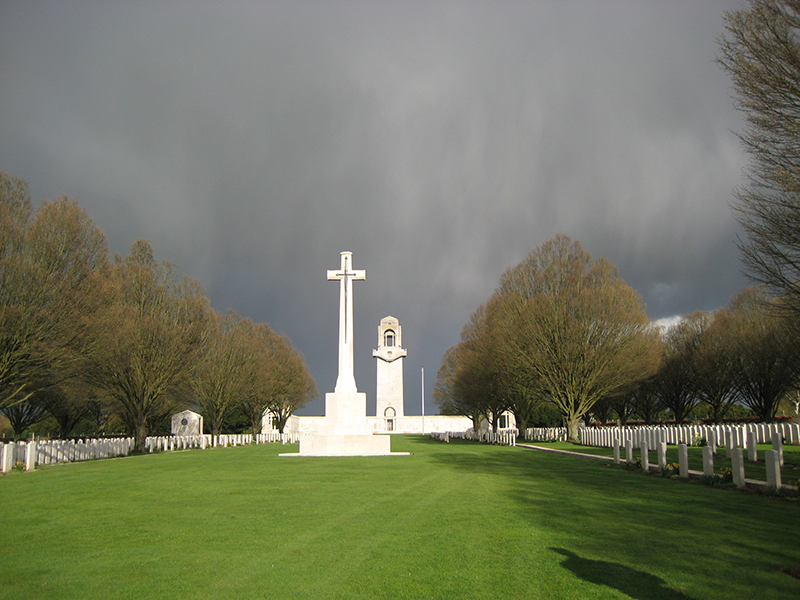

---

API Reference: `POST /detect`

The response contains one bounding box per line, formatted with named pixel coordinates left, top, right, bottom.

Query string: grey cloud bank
left=0, top=1, right=750, bottom=416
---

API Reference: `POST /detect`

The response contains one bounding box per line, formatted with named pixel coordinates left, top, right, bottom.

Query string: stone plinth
left=297, top=432, right=392, bottom=457
left=287, top=392, right=408, bottom=457
left=319, top=392, right=371, bottom=435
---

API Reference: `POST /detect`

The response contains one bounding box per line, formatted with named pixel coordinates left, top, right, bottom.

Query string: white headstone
left=678, top=443, right=689, bottom=478
left=641, top=440, right=650, bottom=472
left=771, top=431, right=784, bottom=466
left=766, top=449, right=781, bottom=492
left=731, top=447, right=745, bottom=489
left=657, top=441, right=667, bottom=469
left=747, top=430, right=758, bottom=462
left=702, top=446, right=714, bottom=477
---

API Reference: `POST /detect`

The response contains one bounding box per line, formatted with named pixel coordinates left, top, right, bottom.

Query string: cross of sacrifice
left=327, top=251, right=366, bottom=394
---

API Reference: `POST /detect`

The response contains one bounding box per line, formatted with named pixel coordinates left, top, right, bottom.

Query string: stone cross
left=328, top=251, right=366, bottom=394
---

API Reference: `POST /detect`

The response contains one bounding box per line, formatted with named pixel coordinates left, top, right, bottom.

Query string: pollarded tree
left=83, top=240, right=211, bottom=453
left=0, top=399, right=48, bottom=439
left=727, top=286, right=800, bottom=421
left=629, top=378, right=664, bottom=425
left=496, top=235, right=661, bottom=441
left=718, top=1, right=800, bottom=315
left=34, top=380, right=98, bottom=439
left=190, top=310, right=254, bottom=437
left=587, top=395, right=614, bottom=427
left=609, top=391, right=635, bottom=426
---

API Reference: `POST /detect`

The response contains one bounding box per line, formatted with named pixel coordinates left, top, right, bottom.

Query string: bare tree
left=190, top=310, right=253, bottom=437
left=692, top=310, right=738, bottom=423
left=655, top=313, right=704, bottom=424
left=630, top=379, right=664, bottom=425
left=240, top=323, right=316, bottom=436
left=718, top=1, right=800, bottom=314
left=83, top=240, right=211, bottom=452
left=433, top=345, right=484, bottom=432
left=452, top=301, right=513, bottom=433
left=0, top=174, right=109, bottom=408
left=496, top=235, right=661, bottom=441
left=728, top=287, right=800, bottom=421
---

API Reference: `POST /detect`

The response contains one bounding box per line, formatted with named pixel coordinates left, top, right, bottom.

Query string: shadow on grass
left=550, top=548, right=694, bottom=600
left=423, top=440, right=800, bottom=599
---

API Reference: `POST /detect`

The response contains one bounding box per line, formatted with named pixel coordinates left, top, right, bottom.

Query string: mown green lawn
left=531, top=440, right=800, bottom=484
left=1, top=435, right=798, bottom=599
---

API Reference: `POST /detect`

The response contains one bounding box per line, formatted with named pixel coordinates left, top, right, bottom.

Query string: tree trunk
left=276, top=412, right=289, bottom=434
left=515, top=415, right=528, bottom=440
left=470, top=413, right=481, bottom=432
left=566, top=416, right=581, bottom=443
left=133, top=419, right=148, bottom=454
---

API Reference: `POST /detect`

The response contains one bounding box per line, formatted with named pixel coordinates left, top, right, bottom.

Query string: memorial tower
left=373, top=316, right=407, bottom=431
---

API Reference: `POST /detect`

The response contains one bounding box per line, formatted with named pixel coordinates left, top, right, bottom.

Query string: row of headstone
left=0, top=441, right=35, bottom=472
left=255, top=432, right=299, bottom=444
left=580, top=422, right=800, bottom=450
left=611, top=436, right=787, bottom=492
left=145, top=432, right=300, bottom=451
left=1, top=431, right=302, bottom=474
left=145, top=435, right=211, bottom=452
left=0, top=438, right=134, bottom=472
left=436, top=429, right=517, bottom=446
left=523, top=427, right=568, bottom=442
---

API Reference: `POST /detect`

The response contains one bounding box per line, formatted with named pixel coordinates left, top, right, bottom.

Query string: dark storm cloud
left=0, top=1, right=751, bottom=415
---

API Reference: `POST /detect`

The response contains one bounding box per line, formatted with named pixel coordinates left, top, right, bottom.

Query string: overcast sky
left=0, top=1, right=752, bottom=416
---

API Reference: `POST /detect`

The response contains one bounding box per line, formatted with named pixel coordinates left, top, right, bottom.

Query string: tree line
left=0, top=172, right=316, bottom=451
left=433, top=235, right=800, bottom=442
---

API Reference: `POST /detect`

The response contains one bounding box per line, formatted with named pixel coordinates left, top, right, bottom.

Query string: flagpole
left=421, top=367, right=425, bottom=435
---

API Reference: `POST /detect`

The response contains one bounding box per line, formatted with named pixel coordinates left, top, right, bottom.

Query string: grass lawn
left=1, top=435, right=798, bottom=600
left=530, top=440, right=800, bottom=484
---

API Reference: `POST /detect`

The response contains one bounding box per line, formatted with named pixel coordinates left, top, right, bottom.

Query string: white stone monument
left=171, top=410, right=203, bottom=436
left=293, top=251, right=402, bottom=456
left=373, top=316, right=407, bottom=432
